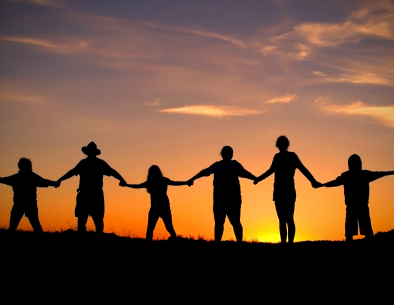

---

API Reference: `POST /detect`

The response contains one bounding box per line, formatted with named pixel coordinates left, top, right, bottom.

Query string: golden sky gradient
left=0, top=0, right=393, bottom=241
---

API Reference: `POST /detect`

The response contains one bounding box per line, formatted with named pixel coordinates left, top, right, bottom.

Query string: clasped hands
left=254, top=177, right=324, bottom=189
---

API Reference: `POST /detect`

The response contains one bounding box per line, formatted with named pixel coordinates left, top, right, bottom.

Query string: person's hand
left=312, top=181, right=323, bottom=189
left=253, top=178, right=260, bottom=185
left=54, top=180, right=61, bottom=188
left=119, top=180, right=127, bottom=187
left=187, top=179, right=194, bottom=187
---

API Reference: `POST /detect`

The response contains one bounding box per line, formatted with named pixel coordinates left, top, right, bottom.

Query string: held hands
left=253, top=178, right=262, bottom=185
left=119, top=180, right=127, bottom=187
left=312, top=181, right=323, bottom=189
left=54, top=180, right=61, bottom=188
left=187, top=179, right=194, bottom=187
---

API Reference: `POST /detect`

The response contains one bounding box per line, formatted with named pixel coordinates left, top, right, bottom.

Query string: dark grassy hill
left=1, top=229, right=393, bottom=302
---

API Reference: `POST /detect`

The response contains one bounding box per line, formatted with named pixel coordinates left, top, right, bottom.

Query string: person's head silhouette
left=276, top=135, right=289, bottom=152
left=147, top=165, right=163, bottom=180
left=18, top=158, right=32, bottom=173
left=348, top=154, right=362, bottom=171
left=221, top=146, right=233, bottom=161
left=82, top=142, right=101, bottom=157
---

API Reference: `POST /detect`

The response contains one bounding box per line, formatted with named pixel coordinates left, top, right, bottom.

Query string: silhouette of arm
left=255, top=167, right=274, bottom=183
left=368, top=171, right=394, bottom=183
left=122, top=181, right=148, bottom=189
left=0, top=175, right=16, bottom=186
left=297, top=158, right=320, bottom=188
left=324, top=176, right=343, bottom=188
left=189, top=167, right=213, bottom=182
left=167, top=179, right=189, bottom=186
left=57, top=168, right=78, bottom=184
left=109, top=168, right=126, bottom=183
left=35, top=174, right=57, bottom=188
left=238, top=168, right=256, bottom=181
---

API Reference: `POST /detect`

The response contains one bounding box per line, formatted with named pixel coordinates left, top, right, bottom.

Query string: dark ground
left=1, top=229, right=393, bottom=302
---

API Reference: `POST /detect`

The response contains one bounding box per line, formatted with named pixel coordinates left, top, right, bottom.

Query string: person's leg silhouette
left=27, top=214, right=44, bottom=233
left=78, top=214, right=89, bottom=232
left=358, top=205, right=373, bottom=238
left=91, top=214, right=104, bottom=233
left=9, top=206, right=24, bottom=231
left=161, top=208, right=177, bottom=238
left=275, top=199, right=295, bottom=243
left=213, top=205, right=226, bottom=242
left=287, top=218, right=295, bottom=244
left=345, top=205, right=358, bottom=241
left=227, top=206, right=242, bottom=242
left=146, top=208, right=160, bottom=241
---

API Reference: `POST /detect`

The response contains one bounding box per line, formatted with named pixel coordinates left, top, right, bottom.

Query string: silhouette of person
left=56, top=142, right=126, bottom=233
left=322, top=154, right=394, bottom=242
left=188, top=146, right=256, bottom=242
left=120, top=165, right=190, bottom=241
left=254, top=136, right=321, bottom=244
left=0, top=158, right=57, bottom=232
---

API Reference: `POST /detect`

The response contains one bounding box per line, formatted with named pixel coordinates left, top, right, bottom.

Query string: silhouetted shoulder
left=341, top=171, right=350, bottom=177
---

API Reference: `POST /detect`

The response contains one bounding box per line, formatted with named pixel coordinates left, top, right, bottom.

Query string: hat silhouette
left=81, top=142, right=101, bottom=156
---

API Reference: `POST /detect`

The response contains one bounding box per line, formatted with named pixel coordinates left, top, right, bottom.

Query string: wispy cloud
left=143, top=98, right=161, bottom=106
left=265, top=94, right=297, bottom=104
left=0, top=36, right=87, bottom=53
left=313, top=71, right=326, bottom=77
left=324, top=101, right=394, bottom=127
left=138, top=22, right=245, bottom=48
left=7, top=0, right=65, bottom=8
left=326, top=72, right=393, bottom=87
left=294, top=20, right=393, bottom=47
left=0, top=91, right=48, bottom=104
left=159, top=105, right=261, bottom=117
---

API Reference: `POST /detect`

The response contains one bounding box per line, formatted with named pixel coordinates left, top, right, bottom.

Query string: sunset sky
left=0, top=0, right=393, bottom=241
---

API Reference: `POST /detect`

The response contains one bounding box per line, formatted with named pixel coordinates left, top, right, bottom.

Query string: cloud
left=159, top=105, right=261, bottom=117
left=0, top=36, right=87, bottom=53
left=293, top=2, right=394, bottom=47
left=138, top=22, right=245, bottom=48
left=265, top=94, right=297, bottom=104
left=7, top=0, right=64, bottom=8
left=143, top=98, right=161, bottom=106
left=325, top=72, right=393, bottom=86
left=313, top=71, right=326, bottom=77
left=0, top=91, right=48, bottom=104
left=294, top=20, right=393, bottom=47
left=324, top=101, right=394, bottom=127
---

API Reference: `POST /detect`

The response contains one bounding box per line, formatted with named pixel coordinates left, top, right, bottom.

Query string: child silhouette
left=323, top=154, right=394, bottom=241
left=0, top=158, right=57, bottom=232
left=120, top=165, right=190, bottom=241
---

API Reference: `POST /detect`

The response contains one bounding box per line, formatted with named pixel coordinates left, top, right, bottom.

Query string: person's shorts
left=149, top=205, right=172, bottom=221
left=213, top=187, right=242, bottom=226
left=11, top=201, right=38, bottom=218
left=274, top=198, right=295, bottom=222
left=75, top=189, right=105, bottom=218
left=345, top=205, right=373, bottom=236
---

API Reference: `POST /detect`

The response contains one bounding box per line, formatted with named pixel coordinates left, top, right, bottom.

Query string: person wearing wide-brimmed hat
left=56, top=142, right=126, bottom=233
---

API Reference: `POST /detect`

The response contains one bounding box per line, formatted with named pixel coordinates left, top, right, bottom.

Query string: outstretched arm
left=298, top=161, right=321, bottom=188
left=324, top=176, right=343, bottom=188
left=0, top=176, right=15, bottom=186
left=57, top=169, right=77, bottom=184
left=188, top=168, right=212, bottom=184
left=120, top=181, right=147, bottom=189
left=167, top=179, right=189, bottom=186
left=368, top=171, right=394, bottom=183
left=255, top=167, right=274, bottom=184
left=110, top=168, right=126, bottom=183
left=239, top=168, right=256, bottom=181
left=35, top=174, right=57, bottom=188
